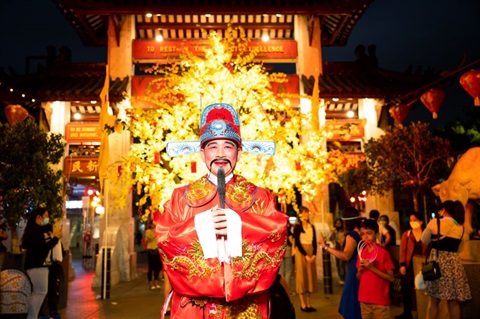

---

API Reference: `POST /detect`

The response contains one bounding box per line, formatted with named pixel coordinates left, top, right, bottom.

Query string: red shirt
left=357, top=245, right=395, bottom=306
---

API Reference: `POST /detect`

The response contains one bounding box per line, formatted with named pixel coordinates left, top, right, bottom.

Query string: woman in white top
left=421, top=200, right=471, bottom=319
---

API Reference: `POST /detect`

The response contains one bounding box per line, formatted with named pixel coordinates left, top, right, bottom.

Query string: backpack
left=269, top=275, right=296, bottom=319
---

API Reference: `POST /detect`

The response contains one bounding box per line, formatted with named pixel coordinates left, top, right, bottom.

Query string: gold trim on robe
left=185, top=175, right=256, bottom=212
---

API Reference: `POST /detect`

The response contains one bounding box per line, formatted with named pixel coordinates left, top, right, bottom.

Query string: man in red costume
left=156, top=103, right=287, bottom=318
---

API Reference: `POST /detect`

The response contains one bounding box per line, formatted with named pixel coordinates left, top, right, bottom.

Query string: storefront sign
left=326, top=119, right=365, bottom=141
left=133, top=40, right=297, bottom=61
left=64, top=157, right=99, bottom=177
left=65, top=123, right=100, bottom=143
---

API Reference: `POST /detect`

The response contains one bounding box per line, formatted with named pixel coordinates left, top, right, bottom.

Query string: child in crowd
left=356, top=219, right=395, bottom=319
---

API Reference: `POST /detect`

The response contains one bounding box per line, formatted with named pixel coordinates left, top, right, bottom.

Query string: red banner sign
left=65, top=123, right=100, bottom=143
left=133, top=40, right=298, bottom=61
left=131, top=75, right=299, bottom=109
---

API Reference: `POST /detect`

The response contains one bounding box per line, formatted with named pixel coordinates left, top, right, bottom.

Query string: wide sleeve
left=156, top=187, right=226, bottom=298
left=228, top=192, right=287, bottom=301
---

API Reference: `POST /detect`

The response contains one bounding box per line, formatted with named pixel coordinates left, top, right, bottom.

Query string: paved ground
left=58, top=248, right=406, bottom=318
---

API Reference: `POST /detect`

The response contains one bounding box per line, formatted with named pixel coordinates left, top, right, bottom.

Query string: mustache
left=209, top=158, right=232, bottom=170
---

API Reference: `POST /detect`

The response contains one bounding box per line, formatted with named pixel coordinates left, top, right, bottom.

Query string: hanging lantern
left=295, top=161, right=301, bottom=171
left=191, top=161, right=197, bottom=173
left=420, top=89, right=445, bottom=119
left=4, top=104, right=29, bottom=126
left=154, top=151, right=160, bottom=164
left=460, top=69, right=480, bottom=106
left=389, top=104, right=410, bottom=125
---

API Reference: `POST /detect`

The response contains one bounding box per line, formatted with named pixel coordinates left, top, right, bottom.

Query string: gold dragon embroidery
left=159, top=240, right=221, bottom=282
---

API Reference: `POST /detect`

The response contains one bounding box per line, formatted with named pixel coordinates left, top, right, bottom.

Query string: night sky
left=1, top=0, right=479, bottom=127
left=323, top=0, right=480, bottom=128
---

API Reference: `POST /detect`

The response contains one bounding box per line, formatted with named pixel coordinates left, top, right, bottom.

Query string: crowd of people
left=278, top=203, right=472, bottom=319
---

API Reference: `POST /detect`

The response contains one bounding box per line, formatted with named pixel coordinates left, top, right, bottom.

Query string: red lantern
left=420, top=89, right=445, bottom=119
left=295, top=161, right=301, bottom=171
left=460, top=69, right=480, bottom=106
left=4, top=104, right=29, bottom=126
left=389, top=104, right=410, bottom=125
left=191, top=161, right=197, bottom=173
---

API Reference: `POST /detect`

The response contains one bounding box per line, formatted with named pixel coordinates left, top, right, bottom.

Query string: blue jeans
left=27, top=267, right=49, bottom=319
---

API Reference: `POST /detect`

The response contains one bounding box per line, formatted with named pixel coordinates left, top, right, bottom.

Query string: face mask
left=410, top=221, right=421, bottom=229
left=42, top=217, right=50, bottom=226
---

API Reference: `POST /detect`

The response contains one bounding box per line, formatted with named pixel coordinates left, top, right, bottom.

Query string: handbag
left=421, top=260, right=441, bottom=281
left=421, top=217, right=441, bottom=281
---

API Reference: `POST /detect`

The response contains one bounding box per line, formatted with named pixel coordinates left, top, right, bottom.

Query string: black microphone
left=217, top=167, right=226, bottom=209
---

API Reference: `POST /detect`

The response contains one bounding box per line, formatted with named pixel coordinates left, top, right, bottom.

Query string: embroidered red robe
left=156, top=174, right=287, bottom=318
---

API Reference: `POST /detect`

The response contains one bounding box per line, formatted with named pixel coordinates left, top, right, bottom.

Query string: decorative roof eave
left=301, top=61, right=446, bottom=104
left=54, top=0, right=373, bottom=47
left=55, top=0, right=373, bottom=15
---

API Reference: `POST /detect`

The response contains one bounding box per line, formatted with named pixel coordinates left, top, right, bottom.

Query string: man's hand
left=211, top=206, right=228, bottom=236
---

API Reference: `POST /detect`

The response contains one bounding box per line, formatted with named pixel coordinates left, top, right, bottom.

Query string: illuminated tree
left=358, top=121, right=451, bottom=212
left=107, top=27, right=356, bottom=219
left=0, top=119, right=65, bottom=252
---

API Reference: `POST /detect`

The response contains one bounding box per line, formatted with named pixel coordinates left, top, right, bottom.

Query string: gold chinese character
left=87, top=160, right=98, bottom=172
left=72, top=161, right=83, bottom=173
